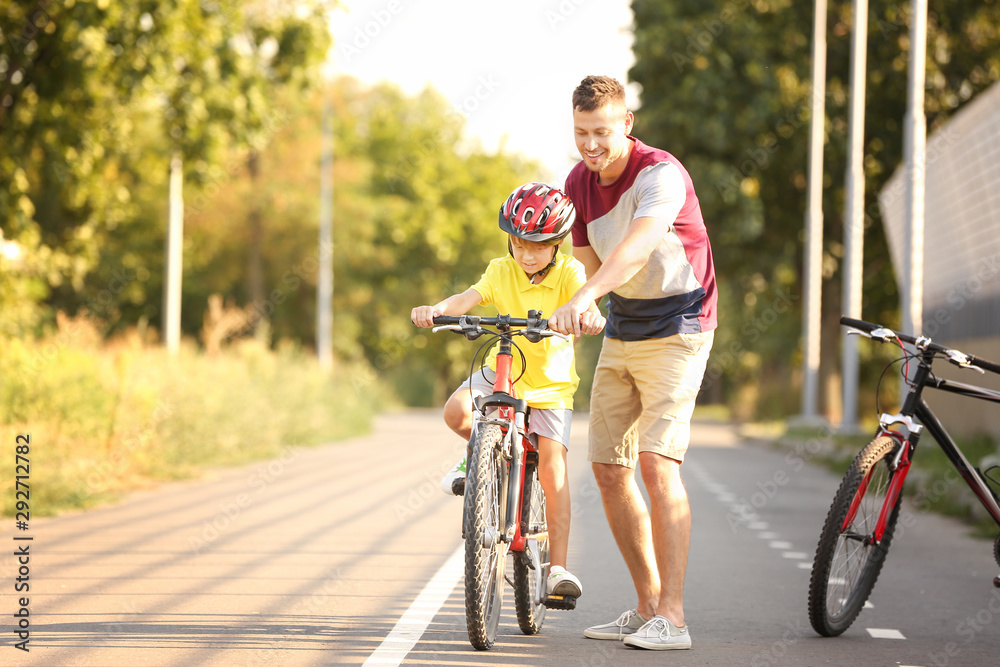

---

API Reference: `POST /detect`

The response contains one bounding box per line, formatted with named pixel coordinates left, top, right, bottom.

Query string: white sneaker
left=440, top=457, right=466, bottom=495
left=547, top=565, right=582, bottom=597
left=622, top=615, right=692, bottom=650
left=583, top=608, right=647, bottom=640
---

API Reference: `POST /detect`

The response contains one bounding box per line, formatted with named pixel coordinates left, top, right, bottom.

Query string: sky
left=328, top=0, right=638, bottom=184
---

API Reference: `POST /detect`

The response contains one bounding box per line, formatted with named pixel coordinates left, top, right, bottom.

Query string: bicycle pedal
left=543, top=594, right=577, bottom=610
left=994, top=575, right=1000, bottom=589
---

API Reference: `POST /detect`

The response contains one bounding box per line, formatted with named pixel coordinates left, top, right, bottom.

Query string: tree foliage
left=0, top=0, right=332, bottom=335
left=629, top=0, right=1000, bottom=417
left=183, top=77, right=541, bottom=404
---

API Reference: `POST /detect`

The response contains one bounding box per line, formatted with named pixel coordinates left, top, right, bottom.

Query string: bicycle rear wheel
left=463, top=423, right=507, bottom=650
left=514, top=459, right=548, bottom=634
left=808, top=436, right=902, bottom=636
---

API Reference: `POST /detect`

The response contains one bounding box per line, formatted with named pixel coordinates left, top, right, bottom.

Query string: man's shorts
left=588, top=331, right=714, bottom=467
left=457, top=368, right=572, bottom=449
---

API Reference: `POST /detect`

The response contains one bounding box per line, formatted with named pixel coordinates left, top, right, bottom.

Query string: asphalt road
left=4, top=410, right=1000, bottom=666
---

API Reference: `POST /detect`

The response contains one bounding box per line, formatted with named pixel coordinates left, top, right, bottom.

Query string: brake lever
left=848, top=326, right=897, bottom=343
left=431, top=324, right=484, bottom=340
left=946, top=349, right=986, bottom=374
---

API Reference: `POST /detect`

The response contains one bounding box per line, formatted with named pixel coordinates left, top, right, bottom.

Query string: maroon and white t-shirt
left=566, top=137, right=717, bottom=340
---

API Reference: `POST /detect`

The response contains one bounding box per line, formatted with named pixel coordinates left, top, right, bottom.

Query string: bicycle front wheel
left=514, top=459, right=548, bottom=634
left=808, top=436, right=903, bottom=636
left=463, top=424, right=507, bottom=650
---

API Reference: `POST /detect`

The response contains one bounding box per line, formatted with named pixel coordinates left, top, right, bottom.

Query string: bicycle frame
left=471, top=332, right=539, bottom=551
left=858, top=344, right=1000, bottom=545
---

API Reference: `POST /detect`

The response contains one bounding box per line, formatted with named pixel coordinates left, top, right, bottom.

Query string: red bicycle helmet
left=498, top=183, right=576, bottom=245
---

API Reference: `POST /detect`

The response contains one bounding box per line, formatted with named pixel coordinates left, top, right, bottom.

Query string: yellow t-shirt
left=470, top=253, right=587, bottom=409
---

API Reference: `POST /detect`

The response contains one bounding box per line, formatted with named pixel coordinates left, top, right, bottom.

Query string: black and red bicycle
left=432, top=311, right=577, bottom=650
left=808, top=316, right=1000, bottom=636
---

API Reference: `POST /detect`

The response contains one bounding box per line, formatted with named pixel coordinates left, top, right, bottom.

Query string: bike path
left=4, top=411, right=998, bottom=666
left=397, top=418, right=1000, bottom=667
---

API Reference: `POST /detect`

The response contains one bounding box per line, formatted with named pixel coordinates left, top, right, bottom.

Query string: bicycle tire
left=463, top=424, right=507, bottom=650
left=808, top=436, right=903, bottom=636
left=513, top=460, right=548, bottom=634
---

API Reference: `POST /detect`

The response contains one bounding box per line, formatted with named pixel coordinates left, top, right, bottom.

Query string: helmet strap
left=527, top=246, right=559, bottom=283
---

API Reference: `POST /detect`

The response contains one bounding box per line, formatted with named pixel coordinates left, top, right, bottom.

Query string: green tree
left=0, top=1, right=332, bottom=337
left=629, top=0, right=1000, bottom=418
left=181, top=77, right=542, bottom=404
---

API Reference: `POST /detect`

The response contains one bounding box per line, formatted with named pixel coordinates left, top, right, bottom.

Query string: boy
left=411, top=182, right=604, bottom=599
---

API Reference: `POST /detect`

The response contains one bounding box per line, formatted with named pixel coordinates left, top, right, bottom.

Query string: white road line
left=797, top=562, right=812, bottom=569
left=363, top=544, right=464, bottom=666
left=769, top=541, right=793, bottom=549
left=782, top=552, right=809, bottom=559
left=758, top=531, right=780, bottom=539
left=747, top=521, right=770, bottom=530
left=867, top=628, right=906, bottom=639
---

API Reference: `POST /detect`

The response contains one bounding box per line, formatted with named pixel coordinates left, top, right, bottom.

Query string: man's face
left=573, top=103, right=634, bottom=180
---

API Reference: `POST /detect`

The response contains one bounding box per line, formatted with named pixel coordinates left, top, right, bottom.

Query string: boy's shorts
left=459, top=368, right=572, bottom=449
left=588, top=331, right=714, bottom=467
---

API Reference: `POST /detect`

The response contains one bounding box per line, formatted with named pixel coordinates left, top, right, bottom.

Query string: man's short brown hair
left=572, top=75, right=627, bottom=113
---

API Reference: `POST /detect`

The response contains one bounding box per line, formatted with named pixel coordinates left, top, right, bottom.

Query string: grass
left=1, top=316, right=384, bottom=517
left=749, top=419, right=1000, bottom=538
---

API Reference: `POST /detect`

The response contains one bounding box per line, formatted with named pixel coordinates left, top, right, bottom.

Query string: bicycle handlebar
left=431, top=313, right=570, bottom=342
left=432, top=314, right=547, bottom=329
left=840, top=316, right=1000, bottom=375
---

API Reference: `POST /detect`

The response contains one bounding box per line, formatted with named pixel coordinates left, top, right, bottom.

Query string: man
left=549, top=75, right=717, bottom=651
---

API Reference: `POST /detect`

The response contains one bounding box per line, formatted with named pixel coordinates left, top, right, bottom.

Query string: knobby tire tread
left=463, top=424, right=506, bottom=650
left=808, top=436, right=902, bottom=637
left=513, top=462, right=548, bottom=634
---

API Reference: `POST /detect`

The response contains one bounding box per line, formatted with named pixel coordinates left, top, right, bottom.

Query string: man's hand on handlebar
left=549, top=294, right=605, bottom=339
left=578, top=310, right=606, bottom=337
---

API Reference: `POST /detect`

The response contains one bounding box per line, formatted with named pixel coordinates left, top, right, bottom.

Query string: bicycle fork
left=842, top=415, right=921, bottom=545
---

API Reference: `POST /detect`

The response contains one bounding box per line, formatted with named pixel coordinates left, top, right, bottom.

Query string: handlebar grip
left=840, top=316, right=875, bottom=333
left=968, top=354, right=1000, bottom=376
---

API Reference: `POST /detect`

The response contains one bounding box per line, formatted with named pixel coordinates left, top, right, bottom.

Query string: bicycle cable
left=475, top=330, right=529, bottom=386
left=464, top=328, right=529, bottom=416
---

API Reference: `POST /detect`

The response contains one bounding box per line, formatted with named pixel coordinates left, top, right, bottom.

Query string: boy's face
left=573, top=103, right=634, bottom=181
left=509, top=236, right=557, bottom=277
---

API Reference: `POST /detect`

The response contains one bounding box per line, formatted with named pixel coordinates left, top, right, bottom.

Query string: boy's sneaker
left=440, top=458, right=466, bottom=495
left=622, top=615, right=692, bottom=650
left=583, top=608, right=647, bottom=640
left=547, top=566, right=582, bottom=597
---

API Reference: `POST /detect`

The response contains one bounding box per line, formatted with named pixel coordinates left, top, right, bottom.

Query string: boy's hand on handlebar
left=411, top=305, right=441, bottom=328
